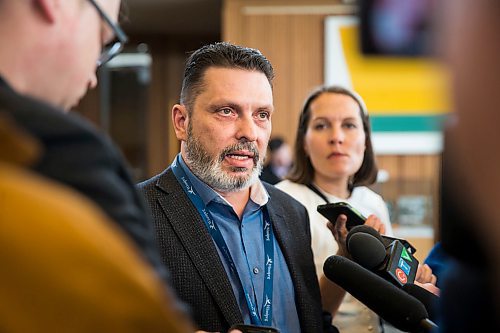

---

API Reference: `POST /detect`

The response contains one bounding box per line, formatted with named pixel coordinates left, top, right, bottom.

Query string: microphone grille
left=348, top=232, right=387, bottom=270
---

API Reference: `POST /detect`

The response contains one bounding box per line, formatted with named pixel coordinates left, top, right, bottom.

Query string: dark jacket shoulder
left=0, top=81, right=168, bottom=281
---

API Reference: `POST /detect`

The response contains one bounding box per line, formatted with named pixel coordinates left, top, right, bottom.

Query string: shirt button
left=367, top=325, right=374, bottom=331
left=253, top=267, right=259, bottom=274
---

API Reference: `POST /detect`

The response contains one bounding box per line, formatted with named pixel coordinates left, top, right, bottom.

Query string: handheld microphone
left=346, top=230, right=386, bottom=270
left=323, top=255, right=438, bottom=332
left=347, top=225, right=419, bottom=287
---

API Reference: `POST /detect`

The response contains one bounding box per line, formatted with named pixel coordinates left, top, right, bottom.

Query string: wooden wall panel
left=147, top=53, right=169, bottom=176
left=146, top=48, right=184, bottom=176
left=164, top=50, right=185, bottom=169
left=376, top=154, right=440, bottom=235
left=376, top=155, right=399, bottom=177
left=287, top=15, right=325, bottom=143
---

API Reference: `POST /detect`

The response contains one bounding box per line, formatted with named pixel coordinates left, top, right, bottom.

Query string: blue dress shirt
left=178, top=155, right=300, bottom=333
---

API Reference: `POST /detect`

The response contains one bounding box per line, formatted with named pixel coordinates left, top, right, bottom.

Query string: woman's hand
left=415, top=263, right=438, bottom=285
left=364, top=214, right=386, bottom=235
left=327, top=214, right=349, bottom=257
left=414, top=264, right=439, bottom=296
left=327, top=213, right=387, bottom=257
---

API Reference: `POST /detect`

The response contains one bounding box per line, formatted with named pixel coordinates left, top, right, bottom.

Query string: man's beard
left=184, top=126, right=264, bottom=192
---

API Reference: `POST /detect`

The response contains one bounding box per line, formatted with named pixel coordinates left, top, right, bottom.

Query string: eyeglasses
left=87, top=0, right=129, bottom=66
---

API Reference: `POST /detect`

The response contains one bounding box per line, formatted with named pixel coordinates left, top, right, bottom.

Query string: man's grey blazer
left=137, top=167, right=324, bottom=332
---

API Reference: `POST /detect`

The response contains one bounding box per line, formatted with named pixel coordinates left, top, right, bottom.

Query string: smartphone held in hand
left=317, top=202, right=366, bottom=230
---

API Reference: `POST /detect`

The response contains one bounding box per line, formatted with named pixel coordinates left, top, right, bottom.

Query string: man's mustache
left=219, top=142, right=260, bottom=165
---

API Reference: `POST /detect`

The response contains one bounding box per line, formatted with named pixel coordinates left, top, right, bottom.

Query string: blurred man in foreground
left=0, top=0, right=190, bottom=330
left=0, top=0, right=168, bottom=280
left=0, top=114, right=192, bottom=332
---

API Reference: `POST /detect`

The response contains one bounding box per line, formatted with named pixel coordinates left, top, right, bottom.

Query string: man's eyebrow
left=257, top=106, right=274, bottom=113
left=207, top=102, right=240, bottom=110
left=207, top=100, right=274, bottom=112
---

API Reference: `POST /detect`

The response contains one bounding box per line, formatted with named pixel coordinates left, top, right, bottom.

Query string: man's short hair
left=180, top=42, right=274, bottom=111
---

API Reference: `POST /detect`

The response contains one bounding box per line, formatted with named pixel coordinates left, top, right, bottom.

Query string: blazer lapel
left=155, top=169, right=243, bottom=325
left=266, top=200, right=301, bottom=282
left=266, top=197, right=313, bottom=332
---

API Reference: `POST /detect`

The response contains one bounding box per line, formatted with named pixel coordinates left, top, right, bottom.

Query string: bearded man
left=137, top=42, right=334, bottom=333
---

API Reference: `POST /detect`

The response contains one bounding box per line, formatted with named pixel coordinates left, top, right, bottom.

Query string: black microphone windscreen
left=347, top=232, right=386, bottom=270
left=401, top=283, right=439, bottom=322
left=323, top=255, right=429, bottom=332
left=347, top=225, right=384, bottom=244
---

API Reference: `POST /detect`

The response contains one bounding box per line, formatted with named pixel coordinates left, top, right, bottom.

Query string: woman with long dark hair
left=277, top=85, right=392, bottom=333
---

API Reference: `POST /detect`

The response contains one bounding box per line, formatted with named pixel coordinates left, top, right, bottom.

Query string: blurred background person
left=260, top=136, right=292, bottom=185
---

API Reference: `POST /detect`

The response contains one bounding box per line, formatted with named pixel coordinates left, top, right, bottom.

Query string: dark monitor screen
left=359, top=0, right=436, bottom=56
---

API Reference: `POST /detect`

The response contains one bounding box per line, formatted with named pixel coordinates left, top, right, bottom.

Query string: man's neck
left=216, top=188, right=251, bottom=220
left=179, top=152, right=252, bottom=219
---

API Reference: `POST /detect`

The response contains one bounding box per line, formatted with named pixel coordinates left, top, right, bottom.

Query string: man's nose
left=236, top=114, right=258, bottom=142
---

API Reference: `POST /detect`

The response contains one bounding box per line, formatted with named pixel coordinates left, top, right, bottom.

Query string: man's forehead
left=202, top=67, right=270, bottom=85
left=185, top=67, right=274, bottom=114
left=201, top=67, right=272, bottom=96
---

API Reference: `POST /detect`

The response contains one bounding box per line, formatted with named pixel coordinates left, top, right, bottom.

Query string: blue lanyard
left=171, top=156, right=274, bottom=325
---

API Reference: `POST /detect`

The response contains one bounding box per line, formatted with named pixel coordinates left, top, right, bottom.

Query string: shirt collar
left=176, top=153, right=269, bottom=208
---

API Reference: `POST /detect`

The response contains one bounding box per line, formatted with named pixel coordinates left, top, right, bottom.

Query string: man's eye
left=219, top=108, right=233, bottom=116
left=257, top=111, right=270, bottom=119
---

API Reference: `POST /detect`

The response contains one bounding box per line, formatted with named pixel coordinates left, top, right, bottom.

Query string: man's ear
left=172, top=104, right=189, bottom=141
left=34, top=0, right=58, bottom=23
